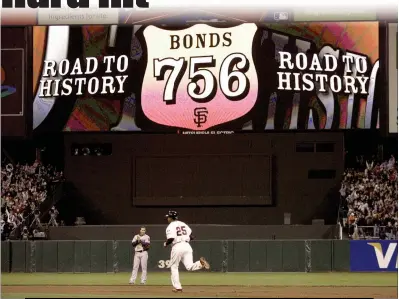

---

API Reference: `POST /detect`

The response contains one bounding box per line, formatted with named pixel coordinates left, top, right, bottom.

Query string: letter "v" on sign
left=368, top=243, right=397, bottom=269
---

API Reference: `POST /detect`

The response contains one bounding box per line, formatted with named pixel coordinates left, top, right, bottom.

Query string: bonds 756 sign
left=31, top=23, right=381, bottom=132
left=141, top=23, right=258, bottom=131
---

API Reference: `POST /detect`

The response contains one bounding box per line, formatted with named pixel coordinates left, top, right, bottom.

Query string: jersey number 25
left=176, top=226, right=187, bottom=236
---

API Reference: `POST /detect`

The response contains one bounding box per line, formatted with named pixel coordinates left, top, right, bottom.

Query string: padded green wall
left=1, top=240, right=350, bottom=273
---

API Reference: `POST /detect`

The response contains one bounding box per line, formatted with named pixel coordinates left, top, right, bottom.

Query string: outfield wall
left=3, top=240, right=396, bottom=273
left=2, top=240, right=349, bottom=273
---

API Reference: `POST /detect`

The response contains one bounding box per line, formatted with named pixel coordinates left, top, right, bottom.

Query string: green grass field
left=1, top=272, right=398, bottom=298
left=2, top=272, right=398, bottom=286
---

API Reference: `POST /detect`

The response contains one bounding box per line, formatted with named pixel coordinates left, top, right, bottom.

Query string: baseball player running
left=129, top=226, right=150, bottom=285
left=163, top=211, right=210, bottom=293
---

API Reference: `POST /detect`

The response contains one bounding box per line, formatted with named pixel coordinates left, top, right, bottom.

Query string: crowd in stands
left=340, top=155, right=398, bottom=240
left=1, top=160, right=63, bottom=240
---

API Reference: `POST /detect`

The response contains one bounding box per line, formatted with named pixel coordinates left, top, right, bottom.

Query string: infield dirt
left=2, top=285, right=398, bottom=298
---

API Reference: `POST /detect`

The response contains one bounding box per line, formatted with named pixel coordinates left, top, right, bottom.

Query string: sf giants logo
left=141, top=23, right=258, bottom=131
left=194, top=107, right=208, bottom=128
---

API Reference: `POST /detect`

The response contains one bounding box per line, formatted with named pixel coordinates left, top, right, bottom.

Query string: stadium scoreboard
left=0, top=4, right=397, bottom=136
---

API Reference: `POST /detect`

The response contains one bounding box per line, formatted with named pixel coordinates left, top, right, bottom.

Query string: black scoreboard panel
left=1, top=27, right=31, bottom=138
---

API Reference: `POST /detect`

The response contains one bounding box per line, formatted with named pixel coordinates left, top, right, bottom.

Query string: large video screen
left=33, top=22, right=380, bottom=132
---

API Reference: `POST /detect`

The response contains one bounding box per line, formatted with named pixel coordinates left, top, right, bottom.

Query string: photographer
left=48, top=206, right=59, bottom=227
left=30, top=208, right=42, bottom=230
left=21, top=226, right=30, bottom=240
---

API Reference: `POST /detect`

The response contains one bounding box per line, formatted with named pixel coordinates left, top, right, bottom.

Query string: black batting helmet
left=165, top=210, right=178, bottom=220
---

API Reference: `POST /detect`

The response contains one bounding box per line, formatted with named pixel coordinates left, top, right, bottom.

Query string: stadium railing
left=356, top=225, right=397, bottom=240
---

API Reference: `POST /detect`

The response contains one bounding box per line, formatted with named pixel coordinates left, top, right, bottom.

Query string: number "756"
left=153, top=53, right=250, bottom=105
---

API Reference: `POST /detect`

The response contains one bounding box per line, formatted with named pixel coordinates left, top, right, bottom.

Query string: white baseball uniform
left=166, top=220, right=203, bottom=290
left=130, top=234, right=150, bottom=284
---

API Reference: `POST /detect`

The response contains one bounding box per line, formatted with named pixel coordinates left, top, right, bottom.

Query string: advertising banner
left=350, top=240, right=398, bottom=272
left=32, top=22, right=380, bottom=132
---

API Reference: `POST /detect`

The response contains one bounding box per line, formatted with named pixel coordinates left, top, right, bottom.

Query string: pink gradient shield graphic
left=141, top=23, right=259, bottom=130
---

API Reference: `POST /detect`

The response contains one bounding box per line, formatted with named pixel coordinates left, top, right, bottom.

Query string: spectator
left=348, top=212, right=356, bottom=237
left=352, top=225, right=360, bottom=240
left=1, top=214, right=13, bottom=241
